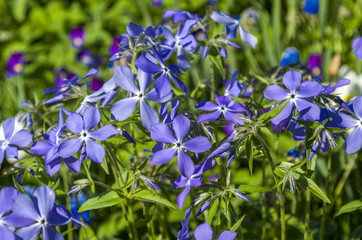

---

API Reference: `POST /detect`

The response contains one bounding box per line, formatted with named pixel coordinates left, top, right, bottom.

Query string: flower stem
left=304, top=188, right=311, bottom=240
left=209, top=59, right=215, bottom=102
left=262, top=157, right=267, bottom=240
left=319, top=151, right=332, bottom=240
left=61, top=166, right=74, bottom=240
left=130, top=122, right=139, bottom=166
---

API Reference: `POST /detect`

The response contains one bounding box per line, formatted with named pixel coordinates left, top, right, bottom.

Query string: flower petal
left=12, top=193, right=40, bottom=221
left=218, top=231, right=237, bottom=240
left=194, top=222, right=213, bottom=240
left=3, top=213, right=34, bottom=227
left=3, top=117, right=15, bottom=140
left=294, top=98, right=320, bottom=121
left=30, top=141, right=52, bottom=155
left=135, top=55, right=163, bottom=74
left=63, top=157, right=82, bottom=173
left=85, top=139, right=105, bottom=163
left=150, top=123, right=176, bottom=143
left=15, top=224, right=41, bottom=240
left=43, top=226, right=64, bottom=240
left=0, top=187, right=17, bottom=215
left=353, top=96, right=362, bottom=120
left=89, top=125, right=118, bottom=141
left=197, top=111, right=222, bottom=124
left=183, top=137, right=212, bottom=153
left=0, top=225, right=15, bottom=240
left=6, top=146, right=18, bottom=159
left=110, top=97, right=138, bottom=121
left=225, top=23, right=238, bottom=39
left=239, top=26, right=258, bottom=48
left=210, top=11, right=236, bottom=24
left=297, top=81, right=323, bottom=98
left=151, top=147, right=177, bottom=165
left=345, top=127, right=362, bottom=154
left=137, top=69, right=153, bottom=93
left=113, top=66, right=139, bottom=93
left=173, top=115, right=190, bottom=141
left=45, top=158, right=61, bottom=177
left=66, top=113, right=84, bottom=134
left=271, top=100, right=294, bottom=125
left=169, top=73, right=188, bottom=95
left=283, top=70, right=301, bottom=93
left=140, top=100, right=159, bottom=130
left=58, top=138, right=83, bottom=158
left=9, top=129, right=32, bottom=146
left=263, top=85, right=289, bottom=101
left=215, top=95, right=232, bottom=106
left=177, top=150, right=194, bottom=178
left=176, top=185, right=191, bottom=209
left=145, top=88, right=173, bottom=103
left=83, top=106, right=101, bottom=131
left=33, top=186, right=55, bottom=218
left=223, top=111, right=245, bottom=125
left=195, top=100, right=219, bottom=111
left=155, top=73, right=172, bottom=98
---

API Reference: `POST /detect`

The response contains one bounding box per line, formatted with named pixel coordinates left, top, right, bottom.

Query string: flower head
left=280, top=47, right=300, bottom=67
left=303, top=0, right=319, bottom=15
left=69, top=27, right=85, bottom=49
left=5, top=53, right=25, bottom=79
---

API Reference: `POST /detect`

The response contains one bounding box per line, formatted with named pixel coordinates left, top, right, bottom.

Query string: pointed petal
left=283, top=70, right=301, bottom=93
left=176, top=185, right=191, bottom=209
left=239, top=26, right=258, bottom=48
left=226, top=23, right=238, bottom=39
left=177, top=150, right=194, bottom=178
left=195, top=100, right=219, bottom=111
left=345, top=127, right=362, bottom=154
left=297, top=82, right=323, bottom=98
left=83, top=106, right=101, bottom=131
left=113, top=66, right=139, bottom=93
left=3, top=213, right=34, bottom=227
left=173, top=115, right=190, bottom=141
left=210, top=11, right=236, bottom=24
left=85, top=139, right=105, bottom=163
left=135, top=55, right=163, bottom=74
left=151, top=147, right=177, bottom=165
left=145, top=88, right=173, bottom=103
left=33, top=186, right=55, bottom=218
left=263, top=85, right=289, bottom=101
left=58, top=138, right=83, bottom=158
left=6, top=146, right=18, bottom=159
left=110, top=97, right=138, bottom=121
left=194, top=222, right=213, bottom=240
left=218, top=231, right=237, bottom=240
left=66, top=113, right=84, bottom=134
left=3, top=117, right=15, bottom=140
left=0, top=187, right=17, bottom=215
left=43, top=226, right=64, bottom=240
left=12, top=193, right=40, bottom=220
left=169, top=73, right=187, bottom=95
left=353, top=96, right=362, bottom=119
left=150, top=123, right=176, bottom=143
left=183, top=137, right=212, bottom=153
left=63, top=157, right=82, bottom=173
left=155, top=73, right=172, bottom=98
left=294, top=99, right=320, bottom=121
left=197, top=111, right=222, bottom=124
left=9, top=129, right=32, bottom=146
left=30, top=141, right=52, bottom=155
left=15, top=224, right=41, bottom=240
left=140, top=100, right=159, bottom=130
left=271, top=101, right=294, bottom=125
left=89, top=125, right=118, bottom=141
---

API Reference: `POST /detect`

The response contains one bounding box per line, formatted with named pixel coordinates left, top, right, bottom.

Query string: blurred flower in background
left=280, top=47, right=300, bottom=67
left=241, top=8, right=259, bottom=29
left=5, top=52, right=25, bottom=79
left=77, top=49, right=94, bottom=67
left=352, top=36, right=362, bottom=59
left=334, top=65, right=362, bottom=101
left=303, top=0, right=319, bottom=15
left=70, top=192, right=91, bottom=226
left=151, top=0, right=163, bottom=8
left=306, top=54, right=322, bottom=81
left=91, top=77, right=103, bottom=91
left=69, top=27, right=85, bottom=49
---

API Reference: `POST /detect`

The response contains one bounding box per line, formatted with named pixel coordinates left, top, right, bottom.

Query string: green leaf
left=100, top=156, right=109, bottom=174
left=304, top=177, right=331, bottom=204
left=259, top=126, right=275, bottom=139
left=230, top=214, right=246, bottom=232
left=79, top=191, right=123, bottom=212
left=258, top=100, right=289, bottom=123
left=335, top=200, right=362, bottom=217
left=207, top=198, right=219, bottom=224
left=238, top=185, right=271, bottom=193
left=130, top=190, right=178, bottom=210
left=209, top=55, right=226, bottom=79
left=245, top=135, right=254, bottom=174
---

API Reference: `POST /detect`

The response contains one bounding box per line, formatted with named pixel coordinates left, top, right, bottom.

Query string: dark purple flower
left=352, top=36, right=362, bottom=60
left=12, top=186, right=72, bottom=240
left=263, top=70, right=323, bottom=125
left=210, top=11, right=257, bottom=48
left=195, top=95, right=248, bottom=125
left=91, top=77, right=103, bottom=91
left=69, top=27, right=85, bottom=49
left=194, top=222, right=237, bottom=240
left=109, top=34, right=131, bottom=61
left=335, top=96, right=362, bottom=153
left=172, top=158, right=215, bottom=208
left=110, top=66, right=172, bottom=129
left=135, top=45, right=186, bottom=98
left=58, top=106, right=118, bottom=163
left=30, top=108, right=80, bottom=176
left=150, top=115, right=212, bottom=179
left=127, top=23, right=162, bottom=42
left=77, top=49, right=94, bottom=67
left=303, top=0, right=319, bottom=15
left=280, top=47, right=300, bottom=67
left=306, top=54, right=322, bottom=81
left=5, top=53, right=25, bottom=79
left=0, top=117, right=33, bottom=164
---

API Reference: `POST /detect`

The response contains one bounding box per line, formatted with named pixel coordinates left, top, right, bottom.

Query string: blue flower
left=280, top=47, right=300, bottom=67
left=303, top=0, right=319, bottom=15
left=194, top=222, right=237, bottom=240
left=352, top=36, right=362, bottom=60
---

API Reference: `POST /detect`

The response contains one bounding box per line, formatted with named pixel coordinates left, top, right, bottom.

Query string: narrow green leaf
left=245, top=135, right=254, bottom=174
left=209, top=55, right=226, bottom=79
left=305, top=177, right=331, bottom=204
left=335, top=200, right=362, bottom=217
left=207, top=198, right=219, bottom=224
left=79, top=191, right=123, bottom=212
left=259, top=127, right=275, bottom=139
left=130, top=190, right=178, bottom=210
left=230, top=214, right=246, bottom=232
left=100, top=156, right=109, bottom=174
left=238, top=185, right=271, bottom=193
left=258, top=100, right=289, bottom=123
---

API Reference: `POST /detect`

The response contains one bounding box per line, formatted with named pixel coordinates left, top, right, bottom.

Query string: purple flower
left=109, top=35, right=130, bottom=61
left=178, top=207, right=192, bottom=240
left=224, top=70, right=244, bottom=97
left=70, top=192, right=90, bottom=226
left=303, top=0, right=319, bottom=15
left=335, top=96, right=362, bottom=153
left=150, top=115, right=212, bottom=179
left=280, top=47, right=300, bottom=67
left=91, top=77, right=103, bottom=91
left=127, top=22, right=162, bottom=41
left=58, top=106, right=119, bottom=163
left=306, top=54, right=322, bottom=81
left=194, top=222, right=237, bottom=240
left=151, top=0, right=163, bottom=7
left=195, top=95, right=248, bottom=125
left=77, top=49, right=94, bottom=67
left=135, top=45, right=186, bottom=98
left=5, top=52, right=25, bottom=79
left=110, top=66, right=172, bottom=129
left=352, top=36, right=362, bottom=60
left=12, top=186, right=72, bottom=240
left=69, top=27, right=85, bottom=49
left=160, top=20, right=198, bottom=71
left=163, top=9, right=199, bottom=23
left=0, top=117, right=33, bottom=164
left=210, top=11, right=257, bottom=48
left=263, top=70, right=323, bottom=125
left=30, top=108, right=80, bottom=176
left=172, top=158, right=215, bottom=208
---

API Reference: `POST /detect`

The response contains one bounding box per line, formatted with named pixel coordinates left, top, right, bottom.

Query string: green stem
left=262, top=157, right=266, bottom=240
left=130, top=123, right=139, bottom=167
left=61, top=166, right=74, bottom=240
left=319, top=151, right=332, bottom=240
left=210, top=59, right=215, bottom=102
left=304, top=188, right=311, bottom=240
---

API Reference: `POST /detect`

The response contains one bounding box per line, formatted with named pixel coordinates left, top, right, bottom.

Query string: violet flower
left=135, top=45, right=186, bottom=98
left=172, top=158, right=215, bottom=208
left=127, top=22, right=162, bottom=45
left=5, top=52, right=25, bottom=79
left=69, top=27, right=85, bottom=49
left=194, top=222, right=237, bottom=240
left=162, top=9, right=199, bottom=23
left=150, top=115, right=212, bottom=178
left=195, top=95, right=248, bottom=125
left=263, top=69, right=323, bottom=125
left=352, top=36, right=362, bottom=60
left=280, top=47, right=300, bottom=67
left=110, top=66, right=172, bottom=129
left=210, top=11, right=257, bottom=48
left=12, top=186, right=72, bottom=240
left=0, top=117, right=33, bottom=164
left=77, top=49, right=94, bottom=67
left=58, top=106, right=118, bottom=163
left=109, top=34, right=130, bottom=62
left=151, top=0, right=163, bottom=7
left=178, top=207, right=192, bottom=240
left=306, top=54, right=322, bottom=81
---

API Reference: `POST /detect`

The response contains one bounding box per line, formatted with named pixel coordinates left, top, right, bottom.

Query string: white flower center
left=80, top=131, right=89, bottom=141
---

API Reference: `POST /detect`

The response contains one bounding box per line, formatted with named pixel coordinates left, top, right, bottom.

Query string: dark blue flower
left=280, top=47, right=300, bottom=67
left=5, top=52, right=25, bottom=79
left=70, top=192, right=90, bottom=226
left=303, top=0, right=319, bottom=15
